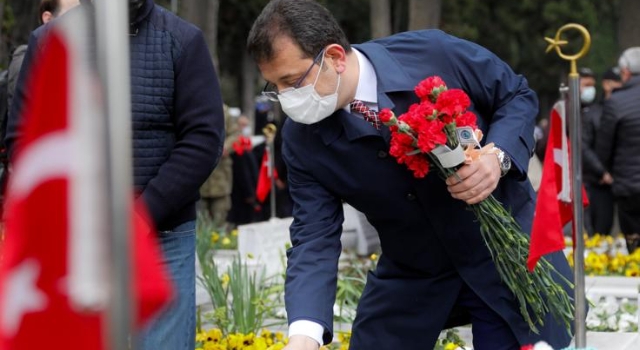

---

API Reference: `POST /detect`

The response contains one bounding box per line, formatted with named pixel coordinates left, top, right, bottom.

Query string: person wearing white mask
left=247, top=1, right=576, bottom=349
left=579, top=67, right=614, bottom=237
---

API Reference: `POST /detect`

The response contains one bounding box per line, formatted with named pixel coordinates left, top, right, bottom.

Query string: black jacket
left=6, top=0, right=224, bottom=230
left=581, top=102, right=607, bottom=185
left=596, top=75, right=640, bottom=197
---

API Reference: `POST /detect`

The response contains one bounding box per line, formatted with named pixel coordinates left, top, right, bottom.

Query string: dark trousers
left=584, top=184, right=615, bottom=236
left=617, top=195, right=640, bottom=253
left=350, top=264, right=520, bottom=350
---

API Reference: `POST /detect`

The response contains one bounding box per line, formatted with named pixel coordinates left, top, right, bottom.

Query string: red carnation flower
left=405, top=155, right=430, bottom=178
left=415, top=76, right=446, bottom=101
left=435, top=89, right=471, bottom=118
left=456, top=111, right=478, bottom=129
left=379, top=108, right=395, bottom=124
left=416, top=119, right=447, bottom=153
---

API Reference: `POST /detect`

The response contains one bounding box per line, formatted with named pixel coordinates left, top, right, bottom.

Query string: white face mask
left=241, top=126, right=252, bottom=136
left=278, top=54, right=341, bottom=125
left=580, top=86, right=596, bottom=104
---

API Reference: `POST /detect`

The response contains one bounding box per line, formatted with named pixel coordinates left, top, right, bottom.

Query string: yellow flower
left=625, top=264, right=640, bottom=277
left=275, top=332, right=284, bottom=342
left=222, top=237, right=231, bottom=246
left=206, top=328, right=223, bottom=343
left=203, top=343, right=225, bottom=350
left=231, top=229, right=239, bottom=236
left=211, top=232, right=220, bottom=243
left=221, top=273, right=230, bottom=288
left=196, top=331, right=208, bottom=342
left=444, top=343, right=457, bottom=350
left=370, top=253, right=378, bottom=261
left=247, top=253, right=255, bottom=259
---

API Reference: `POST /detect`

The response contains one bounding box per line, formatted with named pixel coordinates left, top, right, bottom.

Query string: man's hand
left=600, top=172, right=614, bottom=185
left=446, top=153, right=501, bottom=204
left=283, top=335, right=320, bottom=350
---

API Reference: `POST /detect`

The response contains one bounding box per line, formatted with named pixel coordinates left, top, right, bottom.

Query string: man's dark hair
left=602, top=67, right=621, bottom=82
left=39, top=0, right=60, bottom=23
left=247, top=0, right=351, bottom=64
left=578, top=67, right=595, bottom=79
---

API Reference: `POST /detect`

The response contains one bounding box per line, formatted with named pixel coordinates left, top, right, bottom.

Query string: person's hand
left=599, top=172, right=614, bottom=185
left=283, top=335, right=320, bottom=350
left=445, top=153, right=501, bottom=205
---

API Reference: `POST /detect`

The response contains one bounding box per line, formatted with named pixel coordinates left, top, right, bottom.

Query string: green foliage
left=433, top=329, right=467, bottom=350
left=334, top=253, right=375, bottom=324
left=197, top=212, right=238, bottom=250
left=196, top=229, right=285, bottom=335
left=440, top=0, right=619, bottom=116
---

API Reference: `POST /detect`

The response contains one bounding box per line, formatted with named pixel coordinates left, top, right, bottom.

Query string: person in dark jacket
left=596, top=47, right=640, bottom=253
left=5, top=1, right=225, bottom=349
left=247, top=1, right=575, bottom=349
left=579, top=67, right=614, bottom=236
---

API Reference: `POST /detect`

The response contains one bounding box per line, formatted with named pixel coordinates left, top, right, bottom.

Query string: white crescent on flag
left=551, top=100, right=571, bottom=203
left=8, top=132, right=71, bottom=200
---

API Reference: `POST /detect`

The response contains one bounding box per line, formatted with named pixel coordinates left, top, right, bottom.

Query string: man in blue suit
left=247, top=1, right=575, bottom=349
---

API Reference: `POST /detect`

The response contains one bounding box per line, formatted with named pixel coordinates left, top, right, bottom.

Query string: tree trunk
left=7, top=0, right=40, bottom=50
left=242, top=51, right=257, bottom=123
left=181, top=0, right=219, bottom=73
left=618, top=0, right=640, bottom=50
left=0, top=0, right=6, bottom=68
left=180, top=0, right=200, bottom=25
left=408, top=0, right=441, bottom=30
left=205, top=0, right=219, bottom=74
left=370, top=0, right=391, bottom=39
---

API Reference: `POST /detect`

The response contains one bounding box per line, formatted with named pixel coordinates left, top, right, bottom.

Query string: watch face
left=501, top=153, right=511, bottom=175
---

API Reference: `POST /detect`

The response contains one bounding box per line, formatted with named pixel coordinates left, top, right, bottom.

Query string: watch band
left=494, top=147, right=512, bottom=177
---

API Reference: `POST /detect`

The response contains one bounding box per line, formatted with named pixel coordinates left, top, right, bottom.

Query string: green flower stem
left=429, top=154, right=574, bottom=335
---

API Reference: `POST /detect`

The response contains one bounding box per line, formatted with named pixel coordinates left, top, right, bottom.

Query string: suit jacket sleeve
left=595, top=99, right=617, bottom=170
left=6, top=31, right=41, bottom=160
left=436, top=32, right=538, bottom=178
left=282, top=132, right=343, bottom=345
left=581, top=106, right=606, bottom=178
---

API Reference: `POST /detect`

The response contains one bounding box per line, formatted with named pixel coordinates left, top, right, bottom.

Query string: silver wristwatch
left=494, top=147, right=512, bottom=177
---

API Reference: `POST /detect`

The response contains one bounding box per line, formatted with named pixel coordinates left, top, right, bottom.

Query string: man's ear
left=325, top=44, right=347, bottom=74
left=619, top=67, right=632, bottom=83
left=41, top=11, right=54, bottom=24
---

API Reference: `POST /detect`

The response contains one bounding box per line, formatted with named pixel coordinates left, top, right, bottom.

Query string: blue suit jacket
left=281, top=30, right=574, bottom=347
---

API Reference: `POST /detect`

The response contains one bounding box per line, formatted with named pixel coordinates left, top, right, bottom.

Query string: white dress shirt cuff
left=289, top=320, right=324, bottom=346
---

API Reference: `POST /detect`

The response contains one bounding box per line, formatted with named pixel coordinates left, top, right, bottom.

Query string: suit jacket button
left=377, top=150, right=388, bottom=158
left=406, top=193, right=416, bottom=201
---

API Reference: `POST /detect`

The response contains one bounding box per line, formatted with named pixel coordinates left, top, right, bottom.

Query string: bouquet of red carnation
left=379, top=76, right=573, bottom=335
left=231, top=135, right=252, bottom=156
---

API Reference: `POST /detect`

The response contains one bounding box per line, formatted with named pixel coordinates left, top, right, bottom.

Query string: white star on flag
left=1, top=259, right=48, bottom=336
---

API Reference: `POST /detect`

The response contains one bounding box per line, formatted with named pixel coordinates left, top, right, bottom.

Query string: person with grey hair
left=579, top=67, right=614, bottom=237
left=596, top=47, right=640, bottom=253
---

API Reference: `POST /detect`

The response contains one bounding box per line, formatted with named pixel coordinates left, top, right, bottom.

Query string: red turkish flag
left=0, top=11, right=172, bottom=349
left=527, top=100, right=589, bottom=272
left=256, top=148, right=278, bottom=203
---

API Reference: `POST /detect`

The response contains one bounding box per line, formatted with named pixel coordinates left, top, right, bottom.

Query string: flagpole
left=94, top=1, right=135, bottom=349
left=545, top=24, right=591, bottom=348
left=263, top=123, right=277, bottom=220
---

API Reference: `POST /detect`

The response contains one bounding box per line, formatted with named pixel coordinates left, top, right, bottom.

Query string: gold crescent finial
left=545, top=23, right=591, bottom=77
left=262, top=123, right=277, bottom=142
